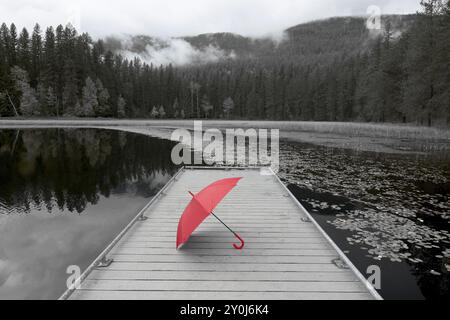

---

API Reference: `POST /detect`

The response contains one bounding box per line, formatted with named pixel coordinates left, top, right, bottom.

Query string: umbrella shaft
left=210, top=212, right=237, bottom=236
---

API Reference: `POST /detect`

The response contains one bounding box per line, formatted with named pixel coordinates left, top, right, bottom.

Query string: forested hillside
left=0, top=0, right=449, bottom=126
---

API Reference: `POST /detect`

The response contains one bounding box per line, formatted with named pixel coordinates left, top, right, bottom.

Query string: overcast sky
left=0, top=0, right=421, bottom=38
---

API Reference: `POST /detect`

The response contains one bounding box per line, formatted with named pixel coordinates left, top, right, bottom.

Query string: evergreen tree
left=42, top=26, right=56, bottom=87
left=73, top=100, right=83, bottom=117
left=30, top=23, right=42, bottom=86
left=46, top=87, right=57, bottom=116
left=95, top=78, right=110, bottom=116
left=9, top=23, right=17, bottom=65
left=172, top=98, right=179, bottom=118
left=117, top=96, right=126, bottom=118
left=0, top=24, right=11, bottom=66
left=17, top=28, right=30, bottom=69
left=80, top=77, right=97, bottom=117
left=11, top=66, right=38, bottom=116
left=402, top=0, right=443, bottom=125
left=158, top=105, right=166, bottom=118
left=201, top=94, right=213, bottom=118
left=223, top=97, right=234, bottom=118
left=36, top=83, right=47, bottom=113
left=19, top=85, right=38, bottom=116
left=150, top=106, right=159, bottom=118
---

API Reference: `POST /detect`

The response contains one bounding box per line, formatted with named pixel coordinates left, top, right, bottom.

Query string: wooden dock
left=63, top=167, right=381, bottom=300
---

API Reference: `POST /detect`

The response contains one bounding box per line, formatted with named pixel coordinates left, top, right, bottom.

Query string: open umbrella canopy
left=176, top=177, right=243, bottom=249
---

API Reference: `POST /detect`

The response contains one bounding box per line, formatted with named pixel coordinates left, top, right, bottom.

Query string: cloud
left=0, top=0, right=421, bottom=39
left=0, top=193, right=154, bottom=299
left=118, top=37, right=236, bottom=66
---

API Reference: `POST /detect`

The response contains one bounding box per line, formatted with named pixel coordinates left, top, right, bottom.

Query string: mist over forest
left=0, top=0, right=449, bottom=126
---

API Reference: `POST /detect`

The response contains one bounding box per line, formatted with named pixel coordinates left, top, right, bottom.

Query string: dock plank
left=79, top=279, right=367, bottom=292
left=102, top=262, right=350, bottom=272
left=70, top=290, right=373, bottom=300
left=88, top=270, right=358, bottom=282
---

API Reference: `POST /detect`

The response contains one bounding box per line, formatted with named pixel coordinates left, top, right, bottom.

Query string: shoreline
left=1, top=118, right=449, bottom=154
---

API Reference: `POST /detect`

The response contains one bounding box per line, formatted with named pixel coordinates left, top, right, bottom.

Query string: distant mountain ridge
left=103, top=15, right=416, bottom=64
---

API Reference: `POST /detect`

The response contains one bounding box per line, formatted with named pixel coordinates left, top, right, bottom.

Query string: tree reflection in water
left=0, top=128, right=178, bottom=215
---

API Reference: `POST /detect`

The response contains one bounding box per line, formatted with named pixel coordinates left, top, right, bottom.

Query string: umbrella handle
left=232, top=233, right=245, bottom=250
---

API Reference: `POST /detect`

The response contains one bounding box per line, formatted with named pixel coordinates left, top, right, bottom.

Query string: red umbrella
left=176, top=177, right=245, bottom=250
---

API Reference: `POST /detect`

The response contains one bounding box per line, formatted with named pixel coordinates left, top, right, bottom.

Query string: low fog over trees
left=0, top=0, right=449, bottom=126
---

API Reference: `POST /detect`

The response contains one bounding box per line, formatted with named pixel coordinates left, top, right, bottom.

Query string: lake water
left=0, top=128, right=178, bottom=299
left=280, top=141, right=450, bottom=300
left=0, top=127, right=449, bottom=299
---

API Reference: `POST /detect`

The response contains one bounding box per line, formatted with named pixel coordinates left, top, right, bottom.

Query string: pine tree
left=80, top=77, right=97, bottom=117
left=0, top=24, right=11, bottom=66
left=432, top=0, right=450, bottom=125
left=9, top=23, right=17, bottom=65
left=17, top=28, right=30, bottom=70
left=444, top=0, right=450, bottom=124
left=201, top=94, right=213, bottom=118
left=55, top=24, right=65, bottom=107
left=62, top=59, right=78, bottom=115
left=20, top=86, right=39, bottom=116
left=0, top=91, right=5, bottom=116
left=158, top=105, right=166, bottom=118
left=30, top=24, right=42, bottom=87
left=150, top=106, right=159, bottom=118
left=190, top=81, right=201, bottom=117
left=223, top=97, right=234, bottom=118
left=73, top=100, right=83, bottom=117
left=96, top=78, right=110, bottom=116
left=46, top=87, right=57, bottom=116
left=402, top=0, right=443, bottom=125
left=42, top=27, right=56, bottom=87
left=117, top=96, right=126, bottom=118
left=172, top=98, right=179, bottom=118
left=36, top=83, right=47, bottom=114
left=11, top=66, right=38, bottom=116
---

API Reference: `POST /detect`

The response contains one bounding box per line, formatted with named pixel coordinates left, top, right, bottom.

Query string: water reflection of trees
left=0, top=129, right=178, bottom=214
